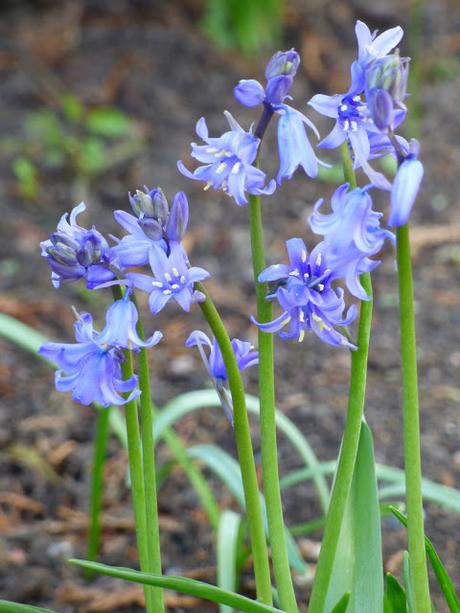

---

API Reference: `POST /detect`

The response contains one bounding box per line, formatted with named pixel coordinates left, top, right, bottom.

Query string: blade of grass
left=217, top=510, right=243, bottom=613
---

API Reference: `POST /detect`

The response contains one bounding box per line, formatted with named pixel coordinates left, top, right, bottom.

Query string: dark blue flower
left=111, top=189, right=189, bottom=267
left=40, top=202, right=115, bottom=289
left=39, top=312, right=140, bottom=407
left=127, top=243, right=209, bottom=314
left=253, top=239, right=356, bottom=348
left=177, top=112, right=276, bottom=206
left=185, top=330, right=258, bottom=424
left=388, top=142, right=424, bottom=227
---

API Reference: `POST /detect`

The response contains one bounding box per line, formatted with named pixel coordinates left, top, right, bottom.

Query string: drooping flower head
left=253, top=239, right=356, bottom=348
left=127, top=243, right=209, bottom=314
left=40, top=202, right=116, bottom=289
left=39, top=311, right=140, bottom=407
left=308, top=183, right=394, bottom=298
left=178, top=112, right=276, bottom=206
left=185, top=330, right=258, bottom=424
left=111, top=188, right=189, bottom=267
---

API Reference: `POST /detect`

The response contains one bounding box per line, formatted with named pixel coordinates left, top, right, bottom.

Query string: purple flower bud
left=151, top=188, right=169, bottom=224
left=76, top=230, right=106, bottom=267
left=388, top=152, right=424, bottom=227
left=265, top=75, right=294, bottom=106
left=165, top=191, right=189, bottom=242
left=234, top=79, right=265, bottom=108
left=367, top=88, right=394, bottom=131
left=265, top=49, right=300, bottom=80
left=138, top=217, right=164, bottom=241
left=366, top=53, right=410, bottom=107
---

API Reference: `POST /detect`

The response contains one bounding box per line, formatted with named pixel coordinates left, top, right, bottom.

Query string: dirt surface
left=1, top=1, right=460, bottom=611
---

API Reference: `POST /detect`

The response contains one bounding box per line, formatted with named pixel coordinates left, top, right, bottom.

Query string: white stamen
left=301, top=249, right=307, bottom=263
left=216, top=162, right=227, bottom=174
left=350, top=120, right=358, bottom=131
left=172, top=267, right=180, bottom=277
left=180, top=275, right=186, bottom=284
left=353, top=95, right=361, bottom=102
left=206, top=147, right=218, bottom=153
left=215, top=150, right=227, bottom=158
left=231, top=162, right=241, bottom=174
left=340, top=104, right=348, bottom=111
left=171, top=284, right=180, bottom=289
left=162, top=289, right=172, bottom=295
left=303, top=272, right=310, bottom=279
left=343, top=119, right=350, bottom=131
left=289, top=269, right=300, bottom=276
left=152, top=281, right=163, bottom=287
left=204, top=182, right=212, bottom=191
left=318, top=283, right=324, bottom=291
left=316, top=253, right=322, bottom=266
left=298, top=329, right=305, bottom=343
left=164, top=272, right=172, bottom=281
left=299, top=310, right=305, bottom=323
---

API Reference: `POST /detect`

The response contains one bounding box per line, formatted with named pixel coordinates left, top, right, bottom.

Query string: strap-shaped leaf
left=70, top=559, right=284, bottom=613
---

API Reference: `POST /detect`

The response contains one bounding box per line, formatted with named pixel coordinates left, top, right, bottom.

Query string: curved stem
left=308, top=144, right=372, bottom=612
left=196, top=281, right=273, bottom=606
left=248, top=194, right=298, bottom=613
left=396, top=223, right=431, bottom=612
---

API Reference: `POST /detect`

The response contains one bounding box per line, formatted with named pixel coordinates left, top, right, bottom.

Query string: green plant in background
left=202, top=0, right=282, bottom=56
left=7, top=93, right=144, bottom=201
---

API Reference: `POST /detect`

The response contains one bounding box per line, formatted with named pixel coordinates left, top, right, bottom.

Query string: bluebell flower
left=40, top=202, right=116, bottom=289
left=388, top=141, right=424, bottom=227
left=39, top=312, right=140, bottom=407
left=354, top=20, right=404, bottom=72
left=111, top=189, right=189, bottom=268
left=97, top=293, right=163, bottom=350
left=185, top=330, right=258, bottom=424
left=127, top=243, right=209, bottom=314
left=277, top=106, right=319, bottom=183
left=253, top=239, right=357, bottom=348
left=308, top=184, right=394, bottom=298
left=177, top=112, right=276, bottom=206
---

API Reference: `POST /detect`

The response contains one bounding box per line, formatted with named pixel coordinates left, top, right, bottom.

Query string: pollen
left=152, top=281, right=163, bottom=287
left=203, top=182, right=212, bottom=191
left=180, top=275, right=186, bottom=284
left=231, top=162, right=241, bottom=174
left=316, top=253, right=322, bottom=266
left=172, top=267, right=180, bottom=277
left=301, top=249, right=307, bottom=263
left=162, top=289, right=172, bottom=295
left=164, top=272, right=172, bottom=281
left=216, top=162, right=227, bottom=174
left=171, top=284, right=180, bottom=289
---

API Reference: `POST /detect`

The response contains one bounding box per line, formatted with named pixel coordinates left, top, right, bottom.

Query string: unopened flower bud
left=234, top=79, right=265, bottom=108
left=265, top=49, right=300, bottom=80
left=150, top=188, right=169, bottom=224
left=166, top=191, right=189, bottom=242
left=139, top=217, right=163, bottom=241
left=367, top=88, right=394, bottom=131
left=76, top=231, right=105, bottom=267
left=47, top=243, right=78, bottom=266
left=366, top=53, right=409, bottom=106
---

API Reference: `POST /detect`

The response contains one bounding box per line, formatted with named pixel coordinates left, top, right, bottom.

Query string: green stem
left=121, top=350, right=155, bottom=613
left=85, top=405, right=112, bottom=579
left=248, top=194, right=298, bottom=613
left=308, top=144, right=372, bottom=612
left=136, top=316, right=165, bottom=613
left=396, top=223, right=431, bottom=612
left=196, top=281, right=273, bottom=606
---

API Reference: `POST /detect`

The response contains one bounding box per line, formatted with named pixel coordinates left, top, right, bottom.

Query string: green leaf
left=70, top=560, right=284, bottom=613
left=60, top=94, right=84, bottom=123
left=187, top=444, right=308, bottom=575
left=390, top=506, right=460, bottom=612
left=85, top=107, right=133, bottom=138
left=12, top=157, right=39, bottom=200
left=384, top=573, right=407, bottom=613
left=326, top=421, right=383, bottom=612
left=217, top=510, right=243, bottom=613
left=78, top=137, right=108, bottom=175
left=331, top=593, right=351, bottom=613
left=0, top=602, right=57, bottom=613
left=157, top=390, right=329, bottom=513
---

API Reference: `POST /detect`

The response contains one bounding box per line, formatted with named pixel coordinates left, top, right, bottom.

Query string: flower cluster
left=40, top=19, right=425, bottom=410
